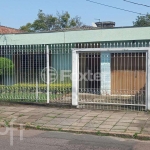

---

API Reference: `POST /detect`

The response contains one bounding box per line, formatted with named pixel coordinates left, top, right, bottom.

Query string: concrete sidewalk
left=0, top=105, right=150, bottom=139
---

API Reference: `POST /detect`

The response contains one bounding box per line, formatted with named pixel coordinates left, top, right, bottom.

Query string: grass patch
left=4, top=120, right=10, bottom=127
left=133, top=132, right=139, bottom=139
left=36, top=125, right=41, bottom=129
left=18, top=114, right=24, bottom=117
left=58, top=128, right=62, bottom=131
left=96, top=131, right=101, bottom=135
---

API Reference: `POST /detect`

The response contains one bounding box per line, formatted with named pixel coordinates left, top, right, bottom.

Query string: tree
left=133, top=13, right=150, bottom=27
left=20, top=10, right=83, bottom=32
left=20, top=23, right=33, bottom=32
left=0, top=57, right=14, bottom=75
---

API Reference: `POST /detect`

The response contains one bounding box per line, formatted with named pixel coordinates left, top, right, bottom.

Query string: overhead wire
left=123, top=0, right=150, bottom=8
left=86, top=0, right=146, bottom=15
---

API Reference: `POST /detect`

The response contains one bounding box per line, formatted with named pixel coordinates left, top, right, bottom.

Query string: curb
left=1, top=122, right=150, bottom=141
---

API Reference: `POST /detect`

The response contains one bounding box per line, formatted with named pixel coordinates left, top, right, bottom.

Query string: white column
left=72, top=50, right=78, bottom=106
left=46, top=45, right=50, bottom=103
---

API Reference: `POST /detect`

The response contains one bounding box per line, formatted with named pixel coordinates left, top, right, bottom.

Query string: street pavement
left=0, top=129, right=150, bottom=150
left=0, top=105, right=150, bottom=139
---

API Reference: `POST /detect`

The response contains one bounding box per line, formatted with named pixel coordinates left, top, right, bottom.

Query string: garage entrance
left=77, top=51, right=146, bottom=110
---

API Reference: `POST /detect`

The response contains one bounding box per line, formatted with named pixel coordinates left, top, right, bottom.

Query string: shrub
left=0, top=83, right=72, bottom=94
left=0, top=57, right=14, bottom=75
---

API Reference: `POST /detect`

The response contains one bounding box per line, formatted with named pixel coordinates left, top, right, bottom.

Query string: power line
left=86, top=0, right=146, bottom=15
left=123, top=0, right=150, bottom=8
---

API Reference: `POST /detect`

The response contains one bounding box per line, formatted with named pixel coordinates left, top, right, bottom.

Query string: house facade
left=0, top=26, right=150, bottom=111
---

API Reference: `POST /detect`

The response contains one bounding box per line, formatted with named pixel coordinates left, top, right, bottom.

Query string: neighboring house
left=0, top=25, right=150, bottom=111
left=0, top=25, right=24, bottom=34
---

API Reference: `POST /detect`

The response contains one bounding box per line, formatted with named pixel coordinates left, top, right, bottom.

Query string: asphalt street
left=0, top=128, right=150, bottom=150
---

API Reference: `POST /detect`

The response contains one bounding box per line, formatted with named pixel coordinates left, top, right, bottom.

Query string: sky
left=0, top=0, right=150, bottom=29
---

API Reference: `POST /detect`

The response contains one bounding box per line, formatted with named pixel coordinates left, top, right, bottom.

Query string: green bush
left=0, top=57, right=14, bottom=75
left=0, top=83, right=72, bottom=94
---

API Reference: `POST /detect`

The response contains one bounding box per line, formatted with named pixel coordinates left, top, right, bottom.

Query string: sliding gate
left=78, top=51, right=147, bottom=110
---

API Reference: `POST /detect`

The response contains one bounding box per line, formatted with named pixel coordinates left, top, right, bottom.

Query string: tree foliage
left=133, top=13, right=150, bottom=27
left=20, top=10, right=82, bottom=32
left=0, top=57, right=14, bottom=75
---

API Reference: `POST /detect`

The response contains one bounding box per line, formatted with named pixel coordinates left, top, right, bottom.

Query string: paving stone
left=141, top=131, right=150, bottom=135
left=110, top=129, right=125, bottom=133
left=59, top=119, right=78, bottom=126
left=62, top=111, right=77, bottom=115
left=145, top=121, right=150, bottom=124
left=89, top=110, right=103, bottom=114
left=22, top=119, right=38, bottom=124
left=121, top=117, right=136, bottom=120
left=93, top=117, right=108, bottom=121
left=112, top=126, right=128, bottom=130
left=101, top=121, right=117, bottom=126
left=45, top=114, right=58, bottom=118
left=35, top=120, right=49, bottom=124
left=76, top=119, right=90, bottom=123
left=98, top=125, right=113, bottom=129
left=1, top=105, right=150, bottom=137
left=84, top=123, right=100, bottom=128
left=89, top=120, right=104, bottom=124
left=68, top=115, right=82, bottom=119
left=1, top=112, right=15, bottom=115
left=116, top=122, right=130, bottom=127
left=29, top=110, right=41, bottom=113
left=97, top=114, right=110, bottom=118
left=127, top=127, right=142, bottom=131
left=7, top=115, right=20, bottom=119
left=119, top=119, right=133, bottom=123
left=144, top=124, right=150, bottom=128
left=0, top=114, right=11, bottom=118
left=56, top=125, right=70, bottom=129
left=48, top=118, right=65, bottom=125
left=21, top=112, right=40, bottom=116
left=109, top=115, right=124, bottom=119
left=74, top=112, right=88, bottom=116
left=28, top=115, right=43, bottom=119
left=69, top=126, right=82, bottom=130
left=129, top=123, right=145, bottom=127
left=134, top=117, right=149, bottom=120
left=125, top=112, right=138, bottom=115
left=125, top=130, right=139, bottom=134
left=40, top=117, right=53, bottom=121
left=19, top=109, right=35, bottom=113
left=71, top=122, right=87, bottom=127
left=84, top=113, right=99, bottom=117
left=112, top=111, right=126, bottom=115
left=82, top=127, right=97, bottom=130
left=80, top=116, right=94, bottom=120
left=132, top=120, right=146, bottom=124
left=105, top=118, right=120, bottom=122
left=3, top=109, right=18, bottom=112
left=43, top=124, right=56, bottom=128
left=96, top=128, right=111, bottom=132
left=143, top=127, right=150, bottom=132
left=57, top=114, right=71, bottom=118
left=17, top=116, right=29, bottom=120
left=50, top=111, right=64, bottom=115
left=32, top=123, right=45, bottom=127
left=101, top=111, right=114, bottom=114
